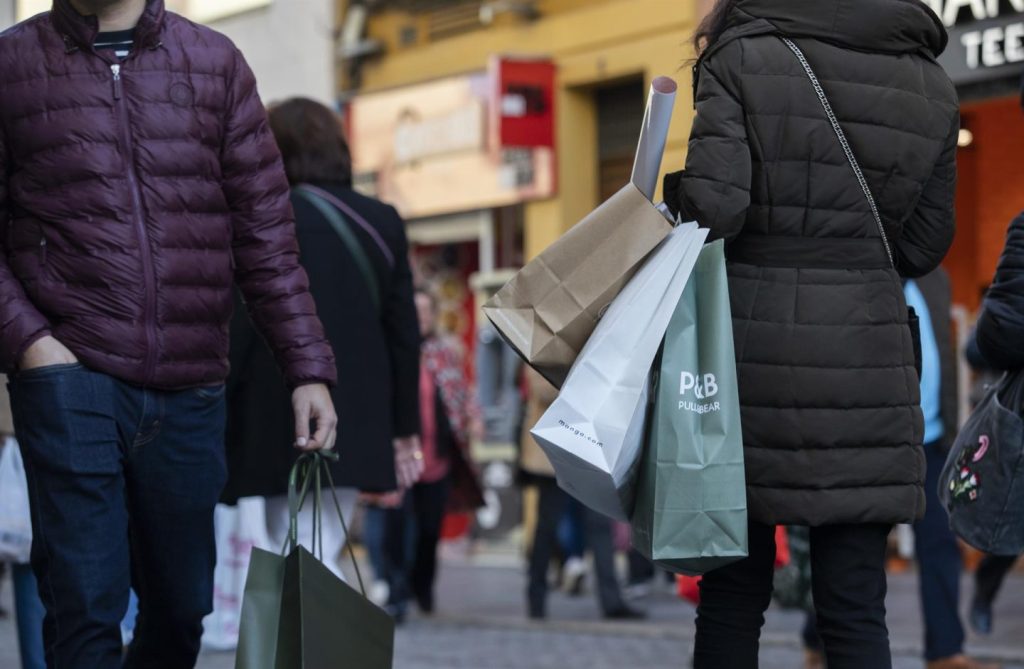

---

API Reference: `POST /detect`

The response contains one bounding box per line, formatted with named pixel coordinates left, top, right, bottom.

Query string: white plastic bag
left=531, top=223, right=709, bottom=520
left=201, top=497, right=272, bottom=651
left=0, top=437, right=32, bottom=564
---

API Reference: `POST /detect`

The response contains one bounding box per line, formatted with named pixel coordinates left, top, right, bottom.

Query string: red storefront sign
left=491, top=57, right=556, bottom=149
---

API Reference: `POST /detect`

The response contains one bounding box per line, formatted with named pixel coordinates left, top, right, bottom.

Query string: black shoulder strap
left=293, top=186, right=382, bottom=313
left=780, top=37, right=895, bottom=269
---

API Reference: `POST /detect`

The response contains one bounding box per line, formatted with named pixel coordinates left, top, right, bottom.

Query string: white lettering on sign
left=984, top=26, right=1007, bottom=65
left=928, top=0, right=1024, bottom=26
left=960, top=22, right=1024, bottom=68
left=947, top=0, right=988, bottom=25
left=1006, top=22, right=1024, bottom=59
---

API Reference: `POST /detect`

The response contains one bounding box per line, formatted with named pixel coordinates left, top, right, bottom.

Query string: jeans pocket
left=11, top=367, right=119, bottom=475
left=14, top=362, right=83, bottom=381
left=193, top=384, right=227, bottom=401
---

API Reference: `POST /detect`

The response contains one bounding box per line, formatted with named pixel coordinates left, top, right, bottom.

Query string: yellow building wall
left=355, top=0, right=702, bottom=261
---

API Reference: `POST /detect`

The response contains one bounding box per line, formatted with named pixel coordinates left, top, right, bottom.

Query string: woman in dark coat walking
left=665, top=1, right=959, bottom=667
left=223, top=99, right=423, bottom=568
left=967, top=208, right=1024, bottom=638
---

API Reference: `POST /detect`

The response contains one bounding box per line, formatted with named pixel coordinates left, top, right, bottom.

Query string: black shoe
left=603, top=605, right=646, bottom=621
left=415, top=593, right=434, bottom=616
left=385, top=602, right=408, bottom=625
left=970, top=599, right=994, bottom=635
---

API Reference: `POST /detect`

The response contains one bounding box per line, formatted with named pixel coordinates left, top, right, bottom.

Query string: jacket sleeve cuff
left=285, top=359, right=338, bottom=390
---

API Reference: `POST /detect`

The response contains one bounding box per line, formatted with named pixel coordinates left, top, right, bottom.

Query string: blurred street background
left=3, top=545, right=1023, bottom=668
left=2, top=0, right=1024, bottom=667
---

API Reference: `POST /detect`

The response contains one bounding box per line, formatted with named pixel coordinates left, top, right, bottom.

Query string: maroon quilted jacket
left=0, top=0, right=336, bottom=389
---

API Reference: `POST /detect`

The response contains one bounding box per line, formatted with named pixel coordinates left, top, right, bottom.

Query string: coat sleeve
left=382, top=210, right=421, bottom=438
left=222, top=49, right=336, bottom=388
left=893, top=114, right=958, bottom=278
left=664, top=43, right=751, bottom=242
left=975, top=213, right=1024, bottom=370
left=0, top=128, right=52, bottom=371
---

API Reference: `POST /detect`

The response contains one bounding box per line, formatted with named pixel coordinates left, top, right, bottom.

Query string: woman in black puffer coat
left=664, top=1, right=958, bottom=667
left=966, top=209, right=1024, bottom=637
left=975, top=211, right=1024, bottom=370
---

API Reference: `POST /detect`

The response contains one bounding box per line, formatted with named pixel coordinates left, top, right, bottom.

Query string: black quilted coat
left=976, top=212, right=1024, bottom=371
left=665, top=0, right=959, bottom=526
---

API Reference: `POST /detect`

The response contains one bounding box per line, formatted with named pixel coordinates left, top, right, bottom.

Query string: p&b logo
left=679, top=372, right=719, bottom=399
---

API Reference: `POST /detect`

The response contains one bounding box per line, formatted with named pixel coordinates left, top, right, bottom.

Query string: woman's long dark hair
left=694, top=0, right=738, bottom=56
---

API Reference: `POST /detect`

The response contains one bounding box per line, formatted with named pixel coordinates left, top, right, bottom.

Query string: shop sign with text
left=926, top=0, right=1024, bottom=84
left=349, top=61, right=556, bottom=220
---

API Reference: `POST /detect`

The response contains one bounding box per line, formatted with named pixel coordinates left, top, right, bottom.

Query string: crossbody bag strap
left=293, top=185, right=382, bottom=314
left=780, top=37, right=895, bottom=270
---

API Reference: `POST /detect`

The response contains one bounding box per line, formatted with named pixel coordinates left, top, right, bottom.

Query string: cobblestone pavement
left=3, top=550, right=1023, bottom=669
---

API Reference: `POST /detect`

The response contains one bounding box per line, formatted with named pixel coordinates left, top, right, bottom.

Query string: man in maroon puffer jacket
left=0, top=1, right=339, bottom=666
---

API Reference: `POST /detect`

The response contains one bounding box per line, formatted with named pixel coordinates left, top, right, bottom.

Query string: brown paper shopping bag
left=483, top=77, right=678, bottom=388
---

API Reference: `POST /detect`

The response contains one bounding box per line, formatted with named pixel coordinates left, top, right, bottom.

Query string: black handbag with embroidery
left=939, top=371, right=1024, bottom=556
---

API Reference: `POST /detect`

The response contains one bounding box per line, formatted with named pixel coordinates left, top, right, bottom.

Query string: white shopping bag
left=0, top=437, right=32, bottom=564
left=531, top=223, right=709, bottom=520
left=202, top=497, right=272, bottom=651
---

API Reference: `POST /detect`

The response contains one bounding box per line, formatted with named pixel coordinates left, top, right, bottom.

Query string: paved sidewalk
left=2, top=551, right=1022, bottom=668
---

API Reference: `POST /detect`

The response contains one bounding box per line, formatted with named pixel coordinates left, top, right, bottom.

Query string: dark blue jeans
left=361, top=504, right=390, bottom=585
left=915, top=441, right=965, bottom=661
left=13, top=562, right=46, bottom=669
left=10, top=364, right=226, bottom=669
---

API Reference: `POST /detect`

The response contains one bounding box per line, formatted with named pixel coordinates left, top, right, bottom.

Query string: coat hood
left=728, top=0, right=947, bottom=57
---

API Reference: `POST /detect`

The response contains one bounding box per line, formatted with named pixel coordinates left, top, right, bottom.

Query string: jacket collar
left=727, top=0, right=947, bottom=58
left=50, top=0, right=165, bottom=53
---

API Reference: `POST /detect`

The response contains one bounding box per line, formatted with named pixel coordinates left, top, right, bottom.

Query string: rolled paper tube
left=631, top=77, right=678, bottom=201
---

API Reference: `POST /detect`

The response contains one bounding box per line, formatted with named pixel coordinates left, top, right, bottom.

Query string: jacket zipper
left=39, top=237, right=47, bottom=265
left=111, top=63, right=159, bottom=384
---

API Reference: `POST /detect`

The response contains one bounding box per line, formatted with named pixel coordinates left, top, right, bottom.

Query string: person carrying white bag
left=531, top=222, right=709, bottom=521
left=201, top=498, right=273, bottom=651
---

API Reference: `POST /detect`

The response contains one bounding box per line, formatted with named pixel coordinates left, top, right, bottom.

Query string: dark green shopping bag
left=235, top=452, right=395, bottom=669
left=631, top=240, right=748, bottom=575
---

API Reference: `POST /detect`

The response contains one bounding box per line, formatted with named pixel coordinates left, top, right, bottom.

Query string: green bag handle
left=284, top=451, right=368, bottom=598
left=292, top=185, right=382, bottom=314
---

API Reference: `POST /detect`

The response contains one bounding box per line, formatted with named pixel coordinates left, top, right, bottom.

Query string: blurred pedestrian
left=963, top=207, right=1024, bottom=635
left=907, top=270, right=995, bottom=669
left=803, top=270, right=995, bottom=669
left=0, top=378, right=44, bottom=669
left=519, top=369, right=644, bottom=621
left=664, top=1, right=958, bottom=667
left=0, top=2, right=339, bottom=667
left=558, top=500, right=588, bottom=596
left=384, top=288, right=482, bottom=619
left=223, top=97, right=423, bottom=576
